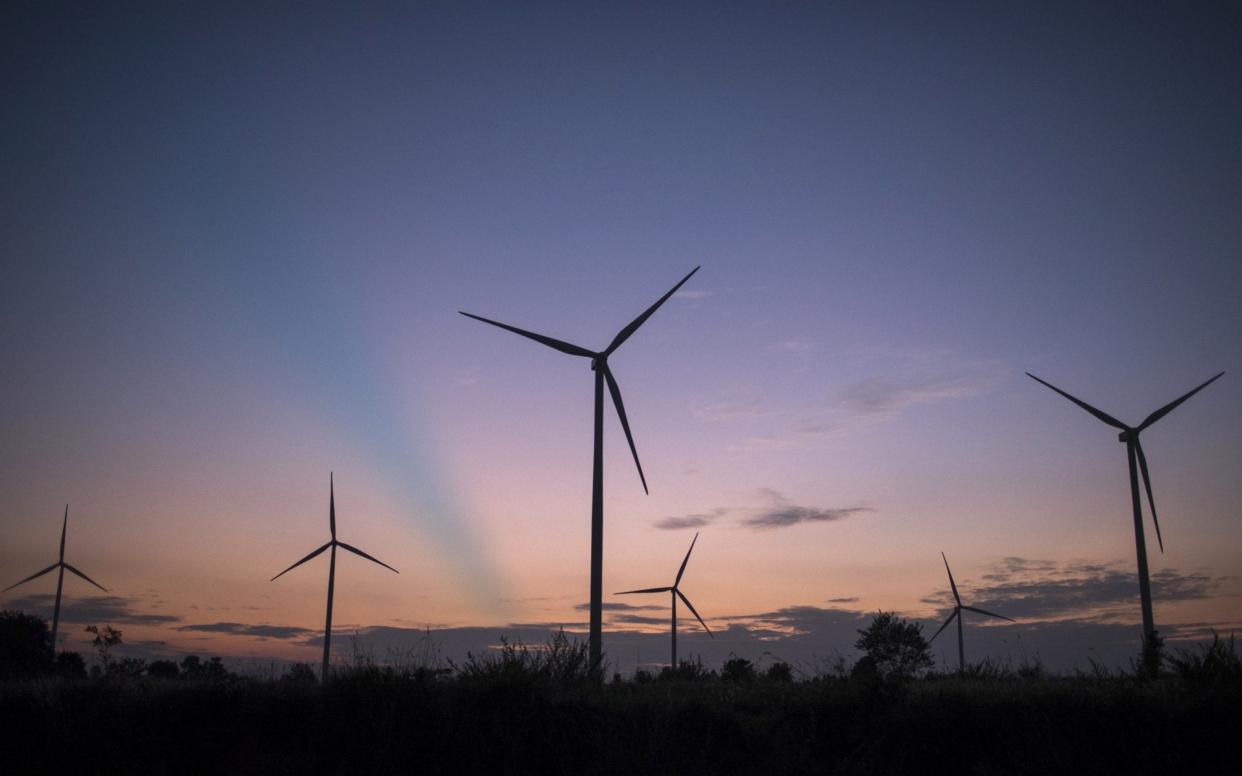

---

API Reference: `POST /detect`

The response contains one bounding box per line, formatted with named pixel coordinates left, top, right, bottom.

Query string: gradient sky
left=2, top=1, right=1239, bottom=674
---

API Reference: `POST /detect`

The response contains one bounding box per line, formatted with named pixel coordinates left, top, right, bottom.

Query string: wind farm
left=2, top=2, right=1241, bottom=773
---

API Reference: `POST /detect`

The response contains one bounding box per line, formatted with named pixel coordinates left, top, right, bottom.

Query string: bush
left=721, top=656, right=756, bottom=683
left=764, top=661, right=794, bottom=682
left=0, top=611, right=52, bottom=678
left=147, top=660, right=180, bottom=679
left=854, top=611, right=933, bottom=680
left=55, top=651, right=87, bottom=678
left=452, top=629, right=592, bottom=684
left=1166, top=632, right=1241, bottom=688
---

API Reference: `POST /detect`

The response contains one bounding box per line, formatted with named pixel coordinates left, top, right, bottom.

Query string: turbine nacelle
left=1118, top=428, right=1139, bottom=443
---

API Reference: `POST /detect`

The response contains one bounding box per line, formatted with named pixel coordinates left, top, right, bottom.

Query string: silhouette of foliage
left=282, top=662, right=317, bottom=684
left=85, top=624, right=122, bottom=671
left=854, top=611, right=933, bottom=679
left=764, top=661, right=794, bottom=682
left=0, top=611, right=52, bottom=678
left=147, top=660, right=179, bottom=679
left=1165, top=632, right=1241, bottom=688
left=721, top=656, right=756, bottom=683
left=55, top=651, right=87, bottom=678
left=452, top=629, right=592, bottom=684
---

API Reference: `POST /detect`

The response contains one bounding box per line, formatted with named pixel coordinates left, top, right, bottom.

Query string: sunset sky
left=3, top=2, right=1239, bottom=674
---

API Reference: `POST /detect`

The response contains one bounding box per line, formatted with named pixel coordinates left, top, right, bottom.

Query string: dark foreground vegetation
left=2, top=612, right=1239, bottom=774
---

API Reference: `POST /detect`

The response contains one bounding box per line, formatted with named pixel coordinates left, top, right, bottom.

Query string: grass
left=2, top=633, right=1239, bottom=774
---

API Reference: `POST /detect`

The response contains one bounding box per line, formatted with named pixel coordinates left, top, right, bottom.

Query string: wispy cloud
left=741, top=489, right=872, bottom=530
left=773, top=337, right=815, bottom=353
left=5, top=594, right=181, bottom=625
left=835, top=350, right=1009, bottom=419
left=574, top=602, right=663, bottom=612
left=691, top=389, right=765, bottom=422
left=654, top=508, right=727, bottom=530
left=175, top=622, right=316, bottom=640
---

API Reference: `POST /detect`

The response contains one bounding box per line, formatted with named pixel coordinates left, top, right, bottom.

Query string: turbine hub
left=1118, top=428, right=1137, bottom=443
left=590, top=355, right=604, bottom=371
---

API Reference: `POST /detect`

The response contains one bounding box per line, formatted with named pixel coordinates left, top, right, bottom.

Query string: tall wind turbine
left=3, top=505, right=108, bottom=656
left=271, top=474, right=398, bottom=682
left=1027, top=371, right=1224, bottom=644
left=616, top=531, right=713, bottom=668
left=461, top=266, right=700, bottom=672
left=928, top=552, right=1013, bottom=674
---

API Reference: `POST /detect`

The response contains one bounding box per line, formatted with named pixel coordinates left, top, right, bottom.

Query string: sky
left=2, top=1, right=1239, bottom=675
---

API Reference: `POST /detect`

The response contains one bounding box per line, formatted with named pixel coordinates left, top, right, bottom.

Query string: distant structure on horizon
left=271, top=474, right=398, bottom=682
left=1027, top=371, right=1224, bottom=646
left=617, top=531, right=713, bottom=668
left=461, top=265, right=701, bottom=674
left=928, top=552, right=1014, bottom=674
left=3, top=505, right=108, bottom=656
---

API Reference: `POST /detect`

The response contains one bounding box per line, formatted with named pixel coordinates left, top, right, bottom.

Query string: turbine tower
left=271, top=474, right=398, bottom=682
left=461, top=266, right=700, bottom=673
left=928, top=552, right=1013, bottom=674
left=1027, top=371, right=1224, bottom=645
left=3, top=505, right=108, bottom=656
left=617, top=531, right=713, bottom=668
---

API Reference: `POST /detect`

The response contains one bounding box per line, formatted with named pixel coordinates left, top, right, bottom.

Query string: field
left=4, top=642, right=1238, bottom=774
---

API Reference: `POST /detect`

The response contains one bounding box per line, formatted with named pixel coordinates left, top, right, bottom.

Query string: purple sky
left=2, top=2, right=1239, bottom=674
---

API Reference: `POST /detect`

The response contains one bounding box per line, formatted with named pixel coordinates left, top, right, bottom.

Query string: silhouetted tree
left=85, top=624, right=122, bottom=672
left=147, top=659, right=179, bottom=679
left=0, top=610, right=53, bottom=677
left=282, top=662, right=317, bottom=684
left=55, top=650, right=87, bottom=678
left=722, top=656, right=756, bottom=683
left=179, top=655, right=231, bottom=681
left=764, top=661, right=794, bottom=682
left=854, top=611, right=933, bottom=679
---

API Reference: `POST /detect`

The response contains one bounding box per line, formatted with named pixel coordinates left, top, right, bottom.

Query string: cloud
left=574, top=602, right=663, bottom=612
left=923, top=558, right=1222, bottom=622
left=826, top=597, right=860, bottom=604
left=740, top=489, right=872, bottom=530
left=691, top=391, right=765, bottom=422
left=4, top=594, right=181, bottom=625
left=175, top=622, right=316, bottom=640
left=838, top=374, right=994, bottom=417
left=773, top=338, right=815, bottom=353
left=654, top=508, right=727, bottom=530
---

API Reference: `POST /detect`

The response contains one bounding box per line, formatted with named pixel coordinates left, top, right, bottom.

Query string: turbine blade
left=60, top=505, right=68, bottom=560
left=1134, top=440, right=1164, bottom=553
left=961, top=605, right=1015, bottom=623
left=676, top=589, right=712, bottom=637
left=675, top=532, right=699, bottom=586
left=1137, top=372, right=1225, bottom=431
left=459, top=311, right=595, bottom=358
left=603, top=365, right=648, bottom=494
left=616, top=586, right=672, bottom=595
left=928, top=610, right=958, bottom=643
left=942, top=552, right=961, bottom=606
left=271, top=542, right=331, bottom=581
left=63, top=563, right=108, bottom=592
left=1025, top=373, right=1128, bottom=430
left=337, top=541, right=399, bottom=574
left=603, top=266, right=700, bottom=356
left=329, top=473, right=336, bottom=539
left=2, top=563, right=59, bottom=592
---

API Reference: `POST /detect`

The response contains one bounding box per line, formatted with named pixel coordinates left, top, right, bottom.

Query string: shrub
left=721, top=656, right=756, bottom=683
left=764, top=661, right=794, bottom=682
left=147, top=660, right=180, bottom=679
left=0, top=611, right=53, bottom=678
left=854, top=611, right=933, bottom=680
left=1166, top=632, right=1241, bottom=688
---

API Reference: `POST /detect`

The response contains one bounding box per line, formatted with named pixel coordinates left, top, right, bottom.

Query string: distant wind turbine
left=616, top=531, right=713, bottom=668
left=3, top=505, right=108, bottom=656
left=271, top=474, right=398, bottom=682
left=461, top=266, right=700, bottom=673
left=1027, top=371, right=1224, bottom=645
left=928, top=552, right=1013, bottom=674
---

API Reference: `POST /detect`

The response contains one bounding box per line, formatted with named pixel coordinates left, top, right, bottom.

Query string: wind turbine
left=928, top=552, right=1013, bottom=674
left=1027, top=371, right=1224, bottom=644
left=616, top=531, right=713, bottom=668
left=461, top=265, right=700, bottom=672
left=271, top=474, right=398, bottom=682
left=3, top=505, right=108, bottom=656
